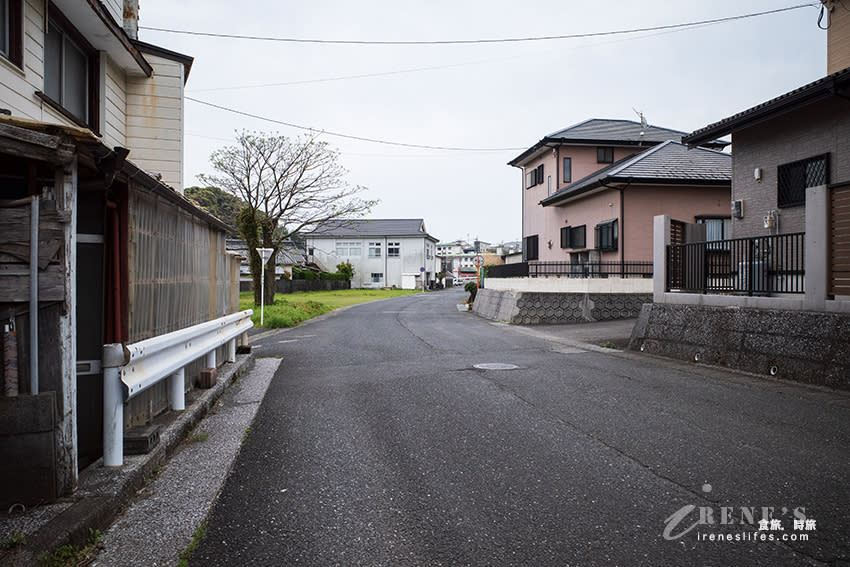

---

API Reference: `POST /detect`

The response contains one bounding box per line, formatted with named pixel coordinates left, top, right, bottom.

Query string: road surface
left=190, top=289, right=849, bottom=566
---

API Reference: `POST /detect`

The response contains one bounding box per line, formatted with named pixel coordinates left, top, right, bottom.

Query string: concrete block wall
left=473, top=289, right=650, bottom=324
left=629, top=303, right=850, bottom=391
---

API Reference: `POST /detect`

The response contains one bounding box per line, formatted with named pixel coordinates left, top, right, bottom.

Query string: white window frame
left=387, top=241, right=400, bottom=257
left=368, top=241, right=382, bottom=258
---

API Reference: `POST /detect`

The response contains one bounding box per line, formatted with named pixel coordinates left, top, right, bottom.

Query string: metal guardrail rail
left=102, top=309, right=254, bottom=466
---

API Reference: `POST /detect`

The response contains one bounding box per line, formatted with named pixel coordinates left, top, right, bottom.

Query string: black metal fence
left=487, top=261, right=653, bottom=279
left=666, top=232, right=805, bottom=295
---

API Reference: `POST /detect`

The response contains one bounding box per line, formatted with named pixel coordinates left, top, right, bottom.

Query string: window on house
left=597, top=147, right=614, bottom=164
left=696, top=217, right=731, bottom=241
left=388, top=241, right=400, bottom=257
left=566, top=225, right=586, bottom=249
left=524, top=235, right=539, bottom=261
left=370, top=272, right=383, bottom=284
left=43, top=9, right=98, bottom=128
left=563, top=157, right=572, bottom=184
left=0, top=0, right=21, bottom=67
left=595, top=220, right=618, bottom=251
left=777, top=154, right=829, bottom=208
left=368, top=241, right=382, bottom=257
left=560, top=226, right=571, bottom=248
left=525, top=163, right=545, bottom=189
left=547, top=175, right=552, bottom=196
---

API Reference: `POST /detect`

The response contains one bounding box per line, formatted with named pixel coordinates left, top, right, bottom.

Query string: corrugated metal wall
left=125, top=188, right=238, bottom=426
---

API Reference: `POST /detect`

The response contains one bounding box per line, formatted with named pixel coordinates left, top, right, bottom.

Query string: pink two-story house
left=510, top=119, right=729, bottom=266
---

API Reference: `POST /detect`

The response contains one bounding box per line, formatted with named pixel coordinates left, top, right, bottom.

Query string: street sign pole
left=256, top=248, right=274, bottom=326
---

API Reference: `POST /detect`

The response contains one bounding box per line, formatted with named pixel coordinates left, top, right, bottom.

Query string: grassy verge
left=240, top=289, right=420, bottom=328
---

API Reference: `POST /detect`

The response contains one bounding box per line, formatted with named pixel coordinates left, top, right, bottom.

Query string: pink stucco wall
left=623, top=185, right=731, bottom=260
left=521, top=144, right=645, bottom=261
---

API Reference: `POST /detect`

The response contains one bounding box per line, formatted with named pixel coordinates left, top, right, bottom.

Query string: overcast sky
left=139, top=1, right=827, bottom=245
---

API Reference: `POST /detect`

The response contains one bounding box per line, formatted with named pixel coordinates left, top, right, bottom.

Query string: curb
left=1, top=354, right=255, bottom=567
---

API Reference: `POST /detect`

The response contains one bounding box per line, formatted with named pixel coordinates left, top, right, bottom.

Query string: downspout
left=106, top=200, right=122, bottom=342
left=598, top=179, right=631, bottom=276
left=30, top=194, right=39, bottom=395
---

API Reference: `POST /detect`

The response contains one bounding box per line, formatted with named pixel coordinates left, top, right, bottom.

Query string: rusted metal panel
left=830, top=182, right=850, bottom=296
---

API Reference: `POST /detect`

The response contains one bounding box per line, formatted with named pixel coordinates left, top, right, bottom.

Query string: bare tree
left=201, top=132, right=376, bottom=305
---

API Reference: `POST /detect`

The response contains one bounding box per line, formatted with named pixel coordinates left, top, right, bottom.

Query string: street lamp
left=256, top=248, right=274, bottom=326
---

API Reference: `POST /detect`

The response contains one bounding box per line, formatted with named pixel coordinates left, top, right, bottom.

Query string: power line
left=141, top=4, right=817, bottom=46
left=187, top=18, right=717, bottom=93
left=185, top=96, right=526, bottom=152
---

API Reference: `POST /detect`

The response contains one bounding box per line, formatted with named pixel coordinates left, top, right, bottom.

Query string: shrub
left=336, top=261, right=354, bottom=280
left=464, top=281, right=478, bottom=303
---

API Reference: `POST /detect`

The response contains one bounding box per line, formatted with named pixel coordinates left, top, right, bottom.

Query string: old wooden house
left=0, top=0, right=241, bottom=507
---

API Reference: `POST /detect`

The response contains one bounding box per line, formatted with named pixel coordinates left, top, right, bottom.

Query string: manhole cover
left=473, top=363, right=519, bottom=370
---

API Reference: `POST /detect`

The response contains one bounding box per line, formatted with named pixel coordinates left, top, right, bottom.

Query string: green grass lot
left=240, top=289, right=421, bottom=328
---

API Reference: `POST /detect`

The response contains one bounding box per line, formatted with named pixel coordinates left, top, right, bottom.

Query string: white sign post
left=256, top=248, right=274, bottom=326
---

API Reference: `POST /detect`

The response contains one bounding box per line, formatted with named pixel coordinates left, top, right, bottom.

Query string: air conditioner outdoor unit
left=737, top=260, right=767, bottom=293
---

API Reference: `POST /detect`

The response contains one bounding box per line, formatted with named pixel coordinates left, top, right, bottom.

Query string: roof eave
left=683, top=73, right=850, bottom=147
left=541, top=176, right=730, bottom=207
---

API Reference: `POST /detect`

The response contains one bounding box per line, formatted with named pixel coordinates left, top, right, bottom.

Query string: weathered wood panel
left=0, top=263, right=65, bottom=301
left=830, top=183, right=850, bottom=297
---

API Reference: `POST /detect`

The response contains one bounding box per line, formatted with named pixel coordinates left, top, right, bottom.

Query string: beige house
left=0, top=1, right=240, bottom=507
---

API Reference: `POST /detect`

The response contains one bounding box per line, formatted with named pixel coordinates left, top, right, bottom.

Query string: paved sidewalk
left=0, top=354, right=259, bottom=567
left=91, top=357, right=281, bottom=567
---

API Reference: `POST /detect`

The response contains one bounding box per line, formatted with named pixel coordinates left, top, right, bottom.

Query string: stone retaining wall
left=629, top=303, right=850, bottom=390
left=473, top=289, right=651, bottom=324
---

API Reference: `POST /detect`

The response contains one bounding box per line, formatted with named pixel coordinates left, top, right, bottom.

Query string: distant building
left=305, top=219, right=439, bottom=289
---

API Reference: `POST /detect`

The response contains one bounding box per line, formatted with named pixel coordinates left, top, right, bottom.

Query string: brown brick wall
left=730, top=97, right=850, bottom=238
left=828, top=1, right=850, bottom=74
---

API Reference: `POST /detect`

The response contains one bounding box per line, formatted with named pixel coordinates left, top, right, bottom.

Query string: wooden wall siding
left=102, top=0, right=123, bottom=25
left=101, top=57, right=127, bottom=149
left=0, top=205, right=68, bottom=302
left=0, top=0, right=44, bottom=120
left=125, top=55, right=184, bottom=193
left=830, top=183, right=850, bottom=297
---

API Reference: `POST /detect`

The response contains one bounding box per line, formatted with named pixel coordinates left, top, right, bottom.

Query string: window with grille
left=370, top=273, right=383, bottom=283
left=595, top=220, right=618, bottom=251
left=560, top=225, right=586, bottom=249
left=777, top=154, right=829, bottom=208
left=524, top=235, right=539, bottom=261
left=388, top=242, right=400, bottom=257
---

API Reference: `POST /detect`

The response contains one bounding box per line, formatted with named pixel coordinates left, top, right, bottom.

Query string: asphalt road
left=190, top=289, right=850, bottom=567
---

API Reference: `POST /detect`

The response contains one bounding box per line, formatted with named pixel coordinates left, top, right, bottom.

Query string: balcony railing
left=487, top=261, right=653, bottom=279
left=666, top=232, right=805, bottom=295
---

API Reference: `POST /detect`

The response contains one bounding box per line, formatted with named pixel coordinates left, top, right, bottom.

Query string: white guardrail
left=101, top=309, right=254, bottom=466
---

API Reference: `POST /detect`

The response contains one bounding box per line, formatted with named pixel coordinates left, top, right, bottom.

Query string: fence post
left=226, top=338, right=237, bottom=362
left=653, top=215, right=670, bottom=302
left=102, top=343, right=128, bottom=467
left=169, top=367, right=185, bottom=411
left=747, top=239, right=754, bottom=296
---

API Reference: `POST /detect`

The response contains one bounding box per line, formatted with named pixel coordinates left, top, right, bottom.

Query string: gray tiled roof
left=508, top=118, right=727, bottom=167
left=541, top=141, right=730, bottom=206
left=307, top=219, right=437, bottom=240
left=546, top=119, right=688, bottom=144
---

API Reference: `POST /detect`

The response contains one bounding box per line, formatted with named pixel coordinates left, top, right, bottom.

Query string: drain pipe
left=29, top=194, right=39, bottom=395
